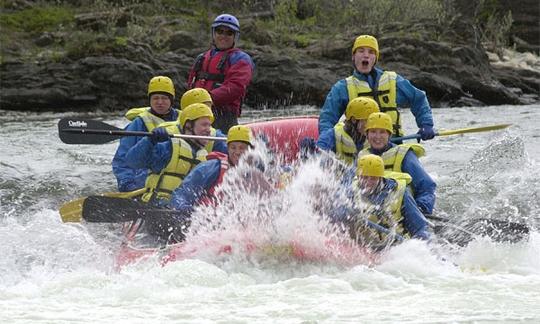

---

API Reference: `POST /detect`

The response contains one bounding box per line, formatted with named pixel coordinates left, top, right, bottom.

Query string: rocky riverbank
left=1, top=1, right=539, bottom=112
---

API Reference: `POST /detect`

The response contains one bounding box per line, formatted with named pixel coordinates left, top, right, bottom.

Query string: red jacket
left=187, top=48, right=254, bottom=116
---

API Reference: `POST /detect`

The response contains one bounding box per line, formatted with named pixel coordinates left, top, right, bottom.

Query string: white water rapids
left=1, top=105, right=539, bottom=323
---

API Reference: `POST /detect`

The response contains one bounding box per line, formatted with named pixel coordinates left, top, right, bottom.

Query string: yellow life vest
left=334, top=122, right=358, bottom=165
left=141, top=124, right=208, bottom=203
left=346, top=71, right=402, bottom=136
left=351, top=174, right=409, bottom=244
left=359, top=144, right=425, bottom=173
left=125, top=107, right=180, bottom=132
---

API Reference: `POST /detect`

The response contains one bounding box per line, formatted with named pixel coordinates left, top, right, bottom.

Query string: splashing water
left=2, top=106, right=540, bottom=323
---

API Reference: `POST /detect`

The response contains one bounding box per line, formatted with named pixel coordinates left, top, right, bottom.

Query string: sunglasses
left=215, top=28, right=235, bottom=36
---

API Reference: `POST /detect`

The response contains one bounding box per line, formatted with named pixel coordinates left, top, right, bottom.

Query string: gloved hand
left=417, top=126, right=435, bottom=141
left=150, top=127, right=169, bottom=144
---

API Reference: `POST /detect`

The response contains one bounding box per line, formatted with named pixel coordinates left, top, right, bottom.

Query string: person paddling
left=332, top=154, right=430, bottom=247
left=125, top=103, right=226, bottom=206
left=112, top=76, right=179, bottom=192
left=179, top=88, right=228, bottom=155
left=359, top=112, right=436, bottom=216
left=169, top=125, right=272, bottom=215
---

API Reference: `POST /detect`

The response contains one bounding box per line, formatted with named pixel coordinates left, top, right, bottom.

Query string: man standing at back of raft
left=319, top=34, right=436, bottom=142
left=112, top=76, right=180, bottom=193
left=187, top=13, right=254, bottom=133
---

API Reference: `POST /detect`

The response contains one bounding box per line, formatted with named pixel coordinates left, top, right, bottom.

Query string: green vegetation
left=0, top=0, right=516, bottom=62
left=1, top=6, right=74, bottom=34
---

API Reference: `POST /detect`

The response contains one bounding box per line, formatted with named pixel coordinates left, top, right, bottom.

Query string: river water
left=1, top=105, right=539, bottom=323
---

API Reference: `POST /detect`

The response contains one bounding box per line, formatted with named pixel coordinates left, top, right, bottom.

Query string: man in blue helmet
left=187, top=13, right=254, bottom=133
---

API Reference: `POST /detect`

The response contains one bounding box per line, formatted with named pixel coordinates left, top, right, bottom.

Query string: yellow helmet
left=345, top=97, right=380, bottom=121
left=180, top=88, right=213, bottom=110
left=352, top=35, right=379, bottom=60
left=180, top=103, right=215, bottom=127
left=365, top=112, right=393, bottom=134
left=357, top=154, right=384, bottom=177
left=148, top=76, right=175, bottom=97
left=227, top=125, right=253, bottom=146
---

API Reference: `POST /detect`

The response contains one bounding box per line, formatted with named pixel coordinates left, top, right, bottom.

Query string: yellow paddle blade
left=59, top=197, right=86, bottom=222
left=437, top=124, right=512, bottom=136
left=59, top=188, right=146, bottom=223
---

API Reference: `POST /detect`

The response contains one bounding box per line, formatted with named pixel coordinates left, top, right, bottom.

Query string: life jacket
left=199, top=152, right=229, bottom=206
left=334, top=122, right=363, bottom=165
left=346, top=71, right=402, bottom=136
left=189, top=48, right=240, bottom=90
left=351, top=173, right=410, bottom=244
left=124, top=107, right=180, bottom=131
left=359, top=143, right=425, bottom=173
left=141, top=122, right=208, bottom=203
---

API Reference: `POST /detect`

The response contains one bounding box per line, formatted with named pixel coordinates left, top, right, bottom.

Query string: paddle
left=59, top=188, right=146, bottom=222
left=58, top=117, right=227, bottom=144
left=83, top=195, right=191, bottom=243
left=391, top=123, right=512, bottom=143
left=427, top=215, right=529, bottom=245
left=82, top=195, right=188, bottom=222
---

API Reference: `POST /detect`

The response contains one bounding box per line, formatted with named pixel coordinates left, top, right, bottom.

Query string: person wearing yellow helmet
left=331, top=154, right=431, bottom=245
left=125, top=103, right=227, bottom=207
left=358, top=112, right=436, bottom=216
left=187, top=14, right=255, bottom=133
left=319, top=34, right=435, bottom=143
left=180, top=88, right=213, bottom=110
left=168, top=125, right=272, bottom=219
left=112, top=76, right=180, bottom=192
left=178, top=88, right=228, bottom=155
left=312, top=97, right=380, bottom=165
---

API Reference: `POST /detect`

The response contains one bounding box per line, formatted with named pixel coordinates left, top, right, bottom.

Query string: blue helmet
left=211, top=14, right=240, bottom=32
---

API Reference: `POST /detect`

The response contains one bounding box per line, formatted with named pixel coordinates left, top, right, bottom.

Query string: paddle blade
left=58, top=118, right=122, bottom=144
left=59, top=197, right=85, bottom=222
left=433, top=217, right=529, bottom=246
left=462, top=218, right=529, bottom=243
left=59, top=189, right=146, bottom=223
left=82, top=196, right=147, bottom=222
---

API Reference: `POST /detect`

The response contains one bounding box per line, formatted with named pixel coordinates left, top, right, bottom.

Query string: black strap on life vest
left=178, top=155, right=202, bottom=165
left=193, top=51, right=229, bottom=85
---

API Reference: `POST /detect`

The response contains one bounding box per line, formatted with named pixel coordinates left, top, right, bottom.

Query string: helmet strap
left=149, top=107, right=173, bottom=119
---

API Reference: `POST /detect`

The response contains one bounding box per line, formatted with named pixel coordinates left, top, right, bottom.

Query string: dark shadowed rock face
left=0, top=21, right=538, bottom=112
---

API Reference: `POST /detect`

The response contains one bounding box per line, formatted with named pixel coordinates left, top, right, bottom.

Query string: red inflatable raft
left=112, top=116, right=367, bottom=270
left=246, top=115, right=319, bottom=163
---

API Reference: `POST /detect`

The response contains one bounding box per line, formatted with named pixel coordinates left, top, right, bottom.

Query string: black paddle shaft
left=58, top=118, right=150, bottom=144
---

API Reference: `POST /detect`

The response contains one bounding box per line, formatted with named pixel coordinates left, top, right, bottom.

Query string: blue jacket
left=112, top=110, right=179, bottom=192
left=369, top=143, right=436, bottom=214
left=332, top=178, right=430, bottom=240
left=317, top=127, right=366, bottom=153
left=169, top=159, right=222, bottom=213
left=319, top=67, right=434, bottom=133
left=125, top=127, right=227, bottom=176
